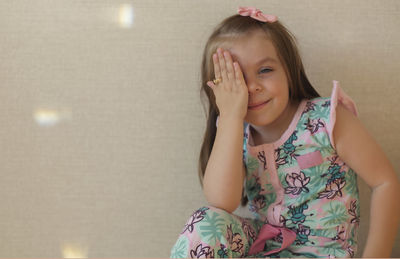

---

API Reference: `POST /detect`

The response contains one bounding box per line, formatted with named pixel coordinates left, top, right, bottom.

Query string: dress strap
left=328, top=80, right=358, bottom=149
left=331, top=80, right=358, bottom=117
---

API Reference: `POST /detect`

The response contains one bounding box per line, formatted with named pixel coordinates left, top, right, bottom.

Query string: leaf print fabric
left=182, top=207, right=209, bottom=234
left=285, top=171, right=310, bottom=195
left=241, top=85, right=360, bottom=257
left=170, top=235, right=189, bottom=258
left=170, top=206, right=263, bottom=258
left=171, top=83, right=360, bottom=258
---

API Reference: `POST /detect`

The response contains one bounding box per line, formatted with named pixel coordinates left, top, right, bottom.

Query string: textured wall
left=0, top=0, right=398, bottom=257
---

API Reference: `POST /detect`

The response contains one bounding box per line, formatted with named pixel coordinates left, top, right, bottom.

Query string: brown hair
left=198, top=15, right=320, bottom=206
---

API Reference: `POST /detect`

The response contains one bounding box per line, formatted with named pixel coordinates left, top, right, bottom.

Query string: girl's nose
left=247, top=80, right=263, bottom=94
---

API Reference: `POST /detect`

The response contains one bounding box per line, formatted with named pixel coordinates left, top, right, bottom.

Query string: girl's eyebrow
left=256, top=57, right=278, bottom=65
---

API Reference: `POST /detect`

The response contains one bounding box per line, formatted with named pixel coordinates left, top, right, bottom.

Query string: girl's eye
left=259, top=68, right=272, bottom=74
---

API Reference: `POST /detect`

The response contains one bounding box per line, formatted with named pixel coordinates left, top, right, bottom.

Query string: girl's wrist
left=218, top=115, right=244, bottom=125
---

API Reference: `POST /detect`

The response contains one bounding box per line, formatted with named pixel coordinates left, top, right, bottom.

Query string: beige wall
left=0, top=0, right=399, bottom=257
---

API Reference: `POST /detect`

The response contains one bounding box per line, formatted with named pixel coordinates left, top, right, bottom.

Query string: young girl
left=171, top=7, right=399, bottom=258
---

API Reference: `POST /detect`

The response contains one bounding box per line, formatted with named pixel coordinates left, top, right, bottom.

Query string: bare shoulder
left=333, top=103, right=397, bottom=188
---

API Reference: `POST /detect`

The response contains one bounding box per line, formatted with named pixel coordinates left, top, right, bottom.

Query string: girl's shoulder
left=302, top=80, right=358, bottom=119
left=299, top=80, right=358, bottom=149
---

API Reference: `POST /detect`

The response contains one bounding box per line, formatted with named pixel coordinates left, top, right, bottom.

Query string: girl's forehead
left=227, top=33, right=279, bottom=65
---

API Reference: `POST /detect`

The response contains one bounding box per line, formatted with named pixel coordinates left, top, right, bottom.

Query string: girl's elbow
left=373, top=178, right=400, bottom=199
left=213, top=203, right=239, bottom=214
left=205, top=196, right=241, bottom=214
left=224, top=199, right=241, bottom=214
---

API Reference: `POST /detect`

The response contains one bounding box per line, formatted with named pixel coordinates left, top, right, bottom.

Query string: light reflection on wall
left=33, top=108, right=71, bottom=127
left=118, top=4, right=134, bottom=28
left=38, top=4, right=134, bottom=258
left=61, top=243, right=88, bottom=258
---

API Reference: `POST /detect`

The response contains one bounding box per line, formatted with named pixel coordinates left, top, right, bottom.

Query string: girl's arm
left=203, top=49, right=248, bottom=213
left=203, top=116, right=245, bottom=213
left=333, top=104, right=400, bottom=258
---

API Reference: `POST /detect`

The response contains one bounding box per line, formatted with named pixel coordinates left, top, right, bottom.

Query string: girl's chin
left=244, top=116, right=273, bottom=127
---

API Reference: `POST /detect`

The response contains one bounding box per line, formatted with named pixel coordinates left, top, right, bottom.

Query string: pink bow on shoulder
left=238, top=6, right=277, bottom=23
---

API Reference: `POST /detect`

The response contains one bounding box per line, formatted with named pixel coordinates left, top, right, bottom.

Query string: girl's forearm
left=203, top=116, right=244, bottom=213
left=362, top=180, right=400, bottom=258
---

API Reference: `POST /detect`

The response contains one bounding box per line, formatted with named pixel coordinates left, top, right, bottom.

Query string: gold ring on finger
left=213, top=78, right=222, bottom=85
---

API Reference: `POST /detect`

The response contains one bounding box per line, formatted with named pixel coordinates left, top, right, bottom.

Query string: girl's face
left=227, top=30, right=291, bottom=127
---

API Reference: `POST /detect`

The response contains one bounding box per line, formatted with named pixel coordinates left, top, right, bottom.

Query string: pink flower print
left=249, top=195, right=266, bottom=213
left=318, top=178, right=346, bottom=199
left=349, top=200, right=360, bottom=225
left=242, top=220, right=257, bottom=242
left=303, top=101, right=316, bottom=114
left=272, top=231, right=283, bottom=243
left=296, top=224, right=312, bottom=245
left=298, top=224, right=311, bottom=235
left=258, top=151, right=267, bottom=170
left=327, top=155, right=339, bottom=165
left=346, top=244, right=355, bottom=258
left=304, top=118, right=325, bottom=134
left=190, top=243, right=214, bottom=258
left=231, top=234, right=244, bottom=255
left=275, top=148, right=287, bottom=168
left=322, top=100, right=331, bottom=108
left=285, top=171, right=310, bottom=195
left=182, top=207, right=208, bottom=234
left=226, top=224, right=244, bottom=256
left=332, top=226, right=346, bottom=242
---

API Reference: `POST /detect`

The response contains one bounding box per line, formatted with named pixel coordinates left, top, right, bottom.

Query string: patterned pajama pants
left=170, top=206, right=266, bottom=258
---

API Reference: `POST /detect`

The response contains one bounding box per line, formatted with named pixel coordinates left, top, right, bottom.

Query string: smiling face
left=227, top=29, right=291, bottom=127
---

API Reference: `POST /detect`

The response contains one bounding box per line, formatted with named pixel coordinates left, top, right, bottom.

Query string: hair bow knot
left=237, top=6, right=277, bottom=23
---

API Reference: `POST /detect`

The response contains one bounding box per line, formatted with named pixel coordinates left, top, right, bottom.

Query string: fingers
left=212, top=53, right=221, bottom=82
left=223, top=51, right=235, bottom=83
left=234, top=62, right=246, bottom=88
left=217, top=49, right=229, bottom=86
left=211, top=48, right=247, bottom=95
left=212, top=48, right=238, bottom=90
left=209, top=48, right=248, bottom=119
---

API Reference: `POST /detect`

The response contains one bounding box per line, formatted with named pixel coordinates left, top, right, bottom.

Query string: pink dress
left=171, top=81, right=360, bottom=258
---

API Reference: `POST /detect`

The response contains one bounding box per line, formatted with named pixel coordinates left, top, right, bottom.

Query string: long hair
left=198, top=15, right=320, bottom=206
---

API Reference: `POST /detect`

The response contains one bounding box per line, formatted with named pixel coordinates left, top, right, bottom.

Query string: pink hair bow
left=238, top=6, right=277, bottom=23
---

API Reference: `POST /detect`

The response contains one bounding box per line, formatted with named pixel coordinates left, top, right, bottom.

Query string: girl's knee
left=180, top=206, right=233, bottom=235
left=172, top=206, right=257, bottom=258
left=192, top=205, right=233, bottom=219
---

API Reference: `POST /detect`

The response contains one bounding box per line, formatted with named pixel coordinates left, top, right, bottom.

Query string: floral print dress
left=171, top=81, right=360, bottom=258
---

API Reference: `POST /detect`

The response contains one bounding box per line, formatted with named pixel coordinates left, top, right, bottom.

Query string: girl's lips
left=248, top=100, right=269, bottom=110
